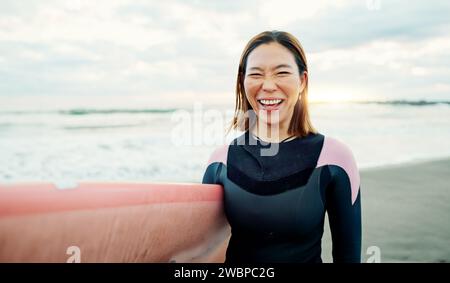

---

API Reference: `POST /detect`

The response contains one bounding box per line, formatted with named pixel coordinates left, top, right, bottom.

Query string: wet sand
left=321, top=157, right=450, bottom=263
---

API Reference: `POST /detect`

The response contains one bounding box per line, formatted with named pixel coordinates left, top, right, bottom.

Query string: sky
left=0, top=0, right=449, bottom=104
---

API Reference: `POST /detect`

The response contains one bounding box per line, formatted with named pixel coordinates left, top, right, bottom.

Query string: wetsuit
left=202, top=131, right=361, bottom=263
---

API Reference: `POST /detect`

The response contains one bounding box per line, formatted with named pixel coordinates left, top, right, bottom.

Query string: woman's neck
left=250, top=123, right=293, bottom=143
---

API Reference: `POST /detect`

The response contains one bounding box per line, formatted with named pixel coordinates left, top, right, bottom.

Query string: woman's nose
left=261, top=77, right=277, bottom=92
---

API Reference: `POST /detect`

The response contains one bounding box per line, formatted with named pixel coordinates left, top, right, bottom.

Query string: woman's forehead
left=247, top=43, right=296, bottom=69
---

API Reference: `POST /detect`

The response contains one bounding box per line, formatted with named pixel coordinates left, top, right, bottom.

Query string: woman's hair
left=227, top=30, right=317, bottom=137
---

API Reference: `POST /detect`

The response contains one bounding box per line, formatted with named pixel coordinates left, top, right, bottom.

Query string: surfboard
left=0, top=182, right=231, bottom=263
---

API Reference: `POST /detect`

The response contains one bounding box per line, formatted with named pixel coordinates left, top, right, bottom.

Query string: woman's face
left=244, top=42, right=306, bottom=130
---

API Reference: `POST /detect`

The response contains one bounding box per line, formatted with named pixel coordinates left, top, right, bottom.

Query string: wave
left=308, top=99, right=450, bottom=106
left=59, top=108, right=178, bottom=115
left=63, top=123, right=146, bottom=130
left=0, top=100, right=449, bottom=116
left=358, top=100, right=450, bottom=106
left=0, top=108, right=179, bottom=116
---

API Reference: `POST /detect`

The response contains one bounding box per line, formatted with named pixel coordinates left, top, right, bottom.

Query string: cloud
left=309, top=36, right=450, bottom=72
left=0, top=0, right=449, bottom=101
left=285, top=0, right=450, bottom=52
left=307, top=35, right=450, bottom=100
left=259, top=0, right=350, bottom=27
left=0, top=0, right=176, bottom=50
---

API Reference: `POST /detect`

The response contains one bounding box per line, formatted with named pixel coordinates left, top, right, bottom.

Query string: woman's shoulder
left=206, top=143, right=230, bottom=167
left=317, top=135, right=360, bottom=203
left=317, top=135, right=357, bottom=168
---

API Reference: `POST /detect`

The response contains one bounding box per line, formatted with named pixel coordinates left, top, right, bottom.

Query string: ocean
left=1, top=95, right=450, bottom=183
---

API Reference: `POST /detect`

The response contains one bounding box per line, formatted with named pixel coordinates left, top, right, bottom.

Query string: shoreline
left=359, top=155, right=450, bottom=172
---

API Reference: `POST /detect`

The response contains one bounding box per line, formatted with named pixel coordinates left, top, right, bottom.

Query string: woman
left=202, top=30, right=361, bottom=263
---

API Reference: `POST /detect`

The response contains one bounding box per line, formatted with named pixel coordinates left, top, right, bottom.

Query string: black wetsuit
left=202, top=131, right=361, bottom=263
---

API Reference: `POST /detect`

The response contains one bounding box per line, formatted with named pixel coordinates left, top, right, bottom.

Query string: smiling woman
left=202, top=30, right=362, bottom=263
left=229, top=31, right=315, bottom=143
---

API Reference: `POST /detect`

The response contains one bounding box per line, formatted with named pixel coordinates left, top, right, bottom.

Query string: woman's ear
left=299, top=71, right=308, bottom=93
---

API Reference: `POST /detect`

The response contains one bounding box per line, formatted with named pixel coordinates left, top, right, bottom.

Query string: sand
left=321, top=157, right=450, bottom=263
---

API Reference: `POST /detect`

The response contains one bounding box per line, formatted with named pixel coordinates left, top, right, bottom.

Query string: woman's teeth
left=258, top=99, right=282, bottom=105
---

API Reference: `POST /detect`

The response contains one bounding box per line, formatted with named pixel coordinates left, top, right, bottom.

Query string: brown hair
left=227, top=30, right=317, bottom=137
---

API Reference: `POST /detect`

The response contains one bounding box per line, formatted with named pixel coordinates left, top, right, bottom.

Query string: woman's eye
left=278, top=72, right=290, bottom=75
left=248, top=73, right=262, bottom=76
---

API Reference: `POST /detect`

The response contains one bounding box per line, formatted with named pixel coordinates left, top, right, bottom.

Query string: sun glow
left=308, top=86, right=366, bottom=103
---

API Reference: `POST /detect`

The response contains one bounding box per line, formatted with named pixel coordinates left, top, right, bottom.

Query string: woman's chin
left=257, top=116, right=282, bottom=127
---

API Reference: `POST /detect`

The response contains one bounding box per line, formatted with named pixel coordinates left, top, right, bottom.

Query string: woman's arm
left=317, top=137, right=362, bottom=262
left=326, top=164, right=362, bottom=263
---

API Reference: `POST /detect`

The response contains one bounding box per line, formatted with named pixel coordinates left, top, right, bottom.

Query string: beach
left=321, top=157, right=450, bottom=263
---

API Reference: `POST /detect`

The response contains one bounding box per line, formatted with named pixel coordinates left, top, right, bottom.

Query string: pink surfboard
left=0, top=182, right=231, bottom=263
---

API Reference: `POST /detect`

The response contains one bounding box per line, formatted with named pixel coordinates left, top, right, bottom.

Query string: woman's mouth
left=257, top=99, right=284, bottom=111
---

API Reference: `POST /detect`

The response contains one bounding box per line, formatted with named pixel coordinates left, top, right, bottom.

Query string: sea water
left=1, top=95, right=449, bottom=183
